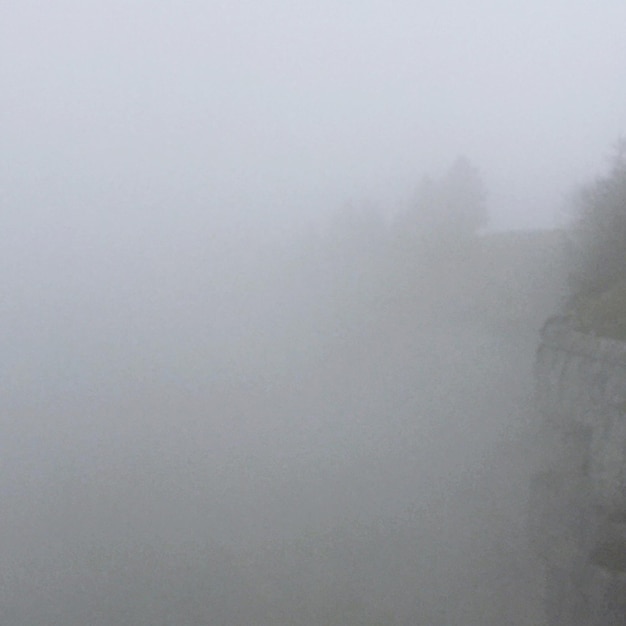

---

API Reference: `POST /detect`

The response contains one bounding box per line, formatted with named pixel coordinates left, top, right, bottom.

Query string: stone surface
left=531, top=317, right=626, bottom=623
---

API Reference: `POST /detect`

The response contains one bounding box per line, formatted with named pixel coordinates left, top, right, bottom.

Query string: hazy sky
left=2, top=0, right=626, bottom=235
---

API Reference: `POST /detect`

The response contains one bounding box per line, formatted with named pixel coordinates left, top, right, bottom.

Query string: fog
left=2, top=223, right=561, bottom=625
left=1, top=1, right=623, bottom=624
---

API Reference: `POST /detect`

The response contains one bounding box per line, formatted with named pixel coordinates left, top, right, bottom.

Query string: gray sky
left=2, top=0, right=626, bottom=235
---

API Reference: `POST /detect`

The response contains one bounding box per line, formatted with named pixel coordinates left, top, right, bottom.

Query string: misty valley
left=1, top=224, right=562, bottom=625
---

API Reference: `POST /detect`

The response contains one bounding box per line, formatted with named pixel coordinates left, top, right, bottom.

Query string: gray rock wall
left=531, top=317, right=626, bottom=624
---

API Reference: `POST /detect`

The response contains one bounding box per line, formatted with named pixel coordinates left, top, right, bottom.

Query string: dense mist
left=0, top=214, right=565, bottom=624
left=2, top=1, right=624, bottom=624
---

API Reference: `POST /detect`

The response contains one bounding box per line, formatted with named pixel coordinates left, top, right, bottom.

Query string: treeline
left=224, top=155, right=493, bottom=380
left=564, top=139, right=626, bottom=337
left=279, top=153, right=560, bottom=357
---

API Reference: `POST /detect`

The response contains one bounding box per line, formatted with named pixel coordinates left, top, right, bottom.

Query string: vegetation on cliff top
left=567, top=140, right=626, bottom=338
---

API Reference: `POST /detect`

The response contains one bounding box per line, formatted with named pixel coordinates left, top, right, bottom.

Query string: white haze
left=3, top=0, right=626, bottom=233
left=0, top=1, right=623, bottom=625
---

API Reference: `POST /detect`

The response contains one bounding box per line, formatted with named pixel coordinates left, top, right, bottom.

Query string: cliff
left=531, top=317, right=626, bottom=624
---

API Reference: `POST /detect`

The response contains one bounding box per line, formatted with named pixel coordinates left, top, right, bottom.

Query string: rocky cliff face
left=531, top=317, right=626, bottom=624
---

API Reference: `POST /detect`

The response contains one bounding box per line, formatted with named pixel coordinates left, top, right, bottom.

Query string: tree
left=439, top=156, right=488, bottom=235
left=398, top=156, right=488, bottom=247
left=568, top=139, right=626, bottom=296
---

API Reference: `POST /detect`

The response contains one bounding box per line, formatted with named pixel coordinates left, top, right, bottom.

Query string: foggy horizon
left=3, top=1, right=626, bottom=237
